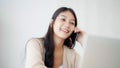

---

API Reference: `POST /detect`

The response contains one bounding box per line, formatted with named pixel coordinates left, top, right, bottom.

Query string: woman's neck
left=53, top=35, right=64, bottom=67
left=54, top=35, right=64, bottom=49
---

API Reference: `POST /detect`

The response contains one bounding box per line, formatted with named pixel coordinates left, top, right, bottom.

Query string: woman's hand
left=74, top=27, right=87, bottom=47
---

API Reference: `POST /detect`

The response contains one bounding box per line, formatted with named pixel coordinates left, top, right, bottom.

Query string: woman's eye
left=70, top=22, right=75, bottom=25
left=61, top=18, right=66, bottom=21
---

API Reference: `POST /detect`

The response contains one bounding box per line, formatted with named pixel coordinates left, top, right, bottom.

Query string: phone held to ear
left=71, top=32, right=78, bottom=42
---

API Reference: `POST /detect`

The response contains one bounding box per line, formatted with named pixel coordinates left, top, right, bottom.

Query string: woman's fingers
left=74, top=27, right=87, bottom=47
left=74, top=27, right=85, bottom=35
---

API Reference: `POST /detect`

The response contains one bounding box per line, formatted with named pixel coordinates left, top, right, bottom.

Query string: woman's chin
left=58, top=34, right=70, bottom=40
left=54, top=32, right=71, bottom=39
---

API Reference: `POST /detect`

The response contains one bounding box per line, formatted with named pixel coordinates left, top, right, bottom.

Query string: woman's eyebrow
left=60, top=15, right=75, bottom=21
left=60, top=15, right=66, bottom=18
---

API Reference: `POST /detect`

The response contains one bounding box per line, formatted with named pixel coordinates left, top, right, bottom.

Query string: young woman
left=25, top=7, right=87, bottom=68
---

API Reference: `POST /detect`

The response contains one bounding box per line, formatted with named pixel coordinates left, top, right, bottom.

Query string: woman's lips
left=60, top=28, right=69, bottom=33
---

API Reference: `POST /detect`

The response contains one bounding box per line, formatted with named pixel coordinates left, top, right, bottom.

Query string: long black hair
left=44, top=7, right=77, bottom=67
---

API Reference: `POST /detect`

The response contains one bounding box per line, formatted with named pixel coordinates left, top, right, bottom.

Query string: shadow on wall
left=82, top=35, right=120, bottom=68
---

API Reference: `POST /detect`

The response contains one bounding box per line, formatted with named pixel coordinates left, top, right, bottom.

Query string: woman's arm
left=25, top=39, right=47, bottom=68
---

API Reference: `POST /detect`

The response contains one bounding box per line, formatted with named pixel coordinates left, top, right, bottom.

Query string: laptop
left=82, top=35, right=120, bottom=68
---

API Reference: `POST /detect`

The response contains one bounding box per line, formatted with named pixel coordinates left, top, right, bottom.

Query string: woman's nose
left=64, top=21, right=70, bottom=28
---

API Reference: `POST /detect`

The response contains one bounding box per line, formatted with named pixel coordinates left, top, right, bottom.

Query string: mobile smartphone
left=71, top=32, right=78, bottom=43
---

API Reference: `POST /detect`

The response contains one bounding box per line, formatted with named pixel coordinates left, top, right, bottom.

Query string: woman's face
left=53, top=11, right=76, bottom=39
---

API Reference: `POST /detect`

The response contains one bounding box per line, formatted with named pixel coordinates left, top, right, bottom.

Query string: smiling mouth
left=60, top=28, right=70, bottom=34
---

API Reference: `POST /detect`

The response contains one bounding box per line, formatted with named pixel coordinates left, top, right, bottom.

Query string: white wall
left=87, top=0, right=120, bottom=39
left=0, top=0, right=58, bottom=68
left=0, top=0, right=120, bottom=68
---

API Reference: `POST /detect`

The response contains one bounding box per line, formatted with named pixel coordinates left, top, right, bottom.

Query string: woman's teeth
left=61, top=28, right=69, bottom=33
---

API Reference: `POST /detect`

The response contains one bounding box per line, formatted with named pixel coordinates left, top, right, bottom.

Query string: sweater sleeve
left=25, top=38, right=47, bottom=68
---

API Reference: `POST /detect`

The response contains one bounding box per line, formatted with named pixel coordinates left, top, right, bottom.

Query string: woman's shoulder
left=27, top=37, right=44, bottom=44
left=26, top=37, right=45, bottom=49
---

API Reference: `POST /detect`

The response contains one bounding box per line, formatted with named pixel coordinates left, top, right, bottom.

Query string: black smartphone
left=71, top=32, right=77, bottom=43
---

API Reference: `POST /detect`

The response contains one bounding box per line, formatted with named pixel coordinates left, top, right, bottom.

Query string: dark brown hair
left=44, top=7, right=77, bottom=67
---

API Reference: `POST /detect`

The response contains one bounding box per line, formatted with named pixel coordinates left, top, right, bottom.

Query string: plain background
left=0, top=0, right=120, bottom=68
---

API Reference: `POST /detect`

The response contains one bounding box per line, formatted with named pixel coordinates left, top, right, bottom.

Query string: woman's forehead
left=57, top=11, right=75, bottom=20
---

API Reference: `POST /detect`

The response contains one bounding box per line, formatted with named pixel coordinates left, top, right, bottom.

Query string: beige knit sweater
left=25, top=38, right=80, bottom=68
